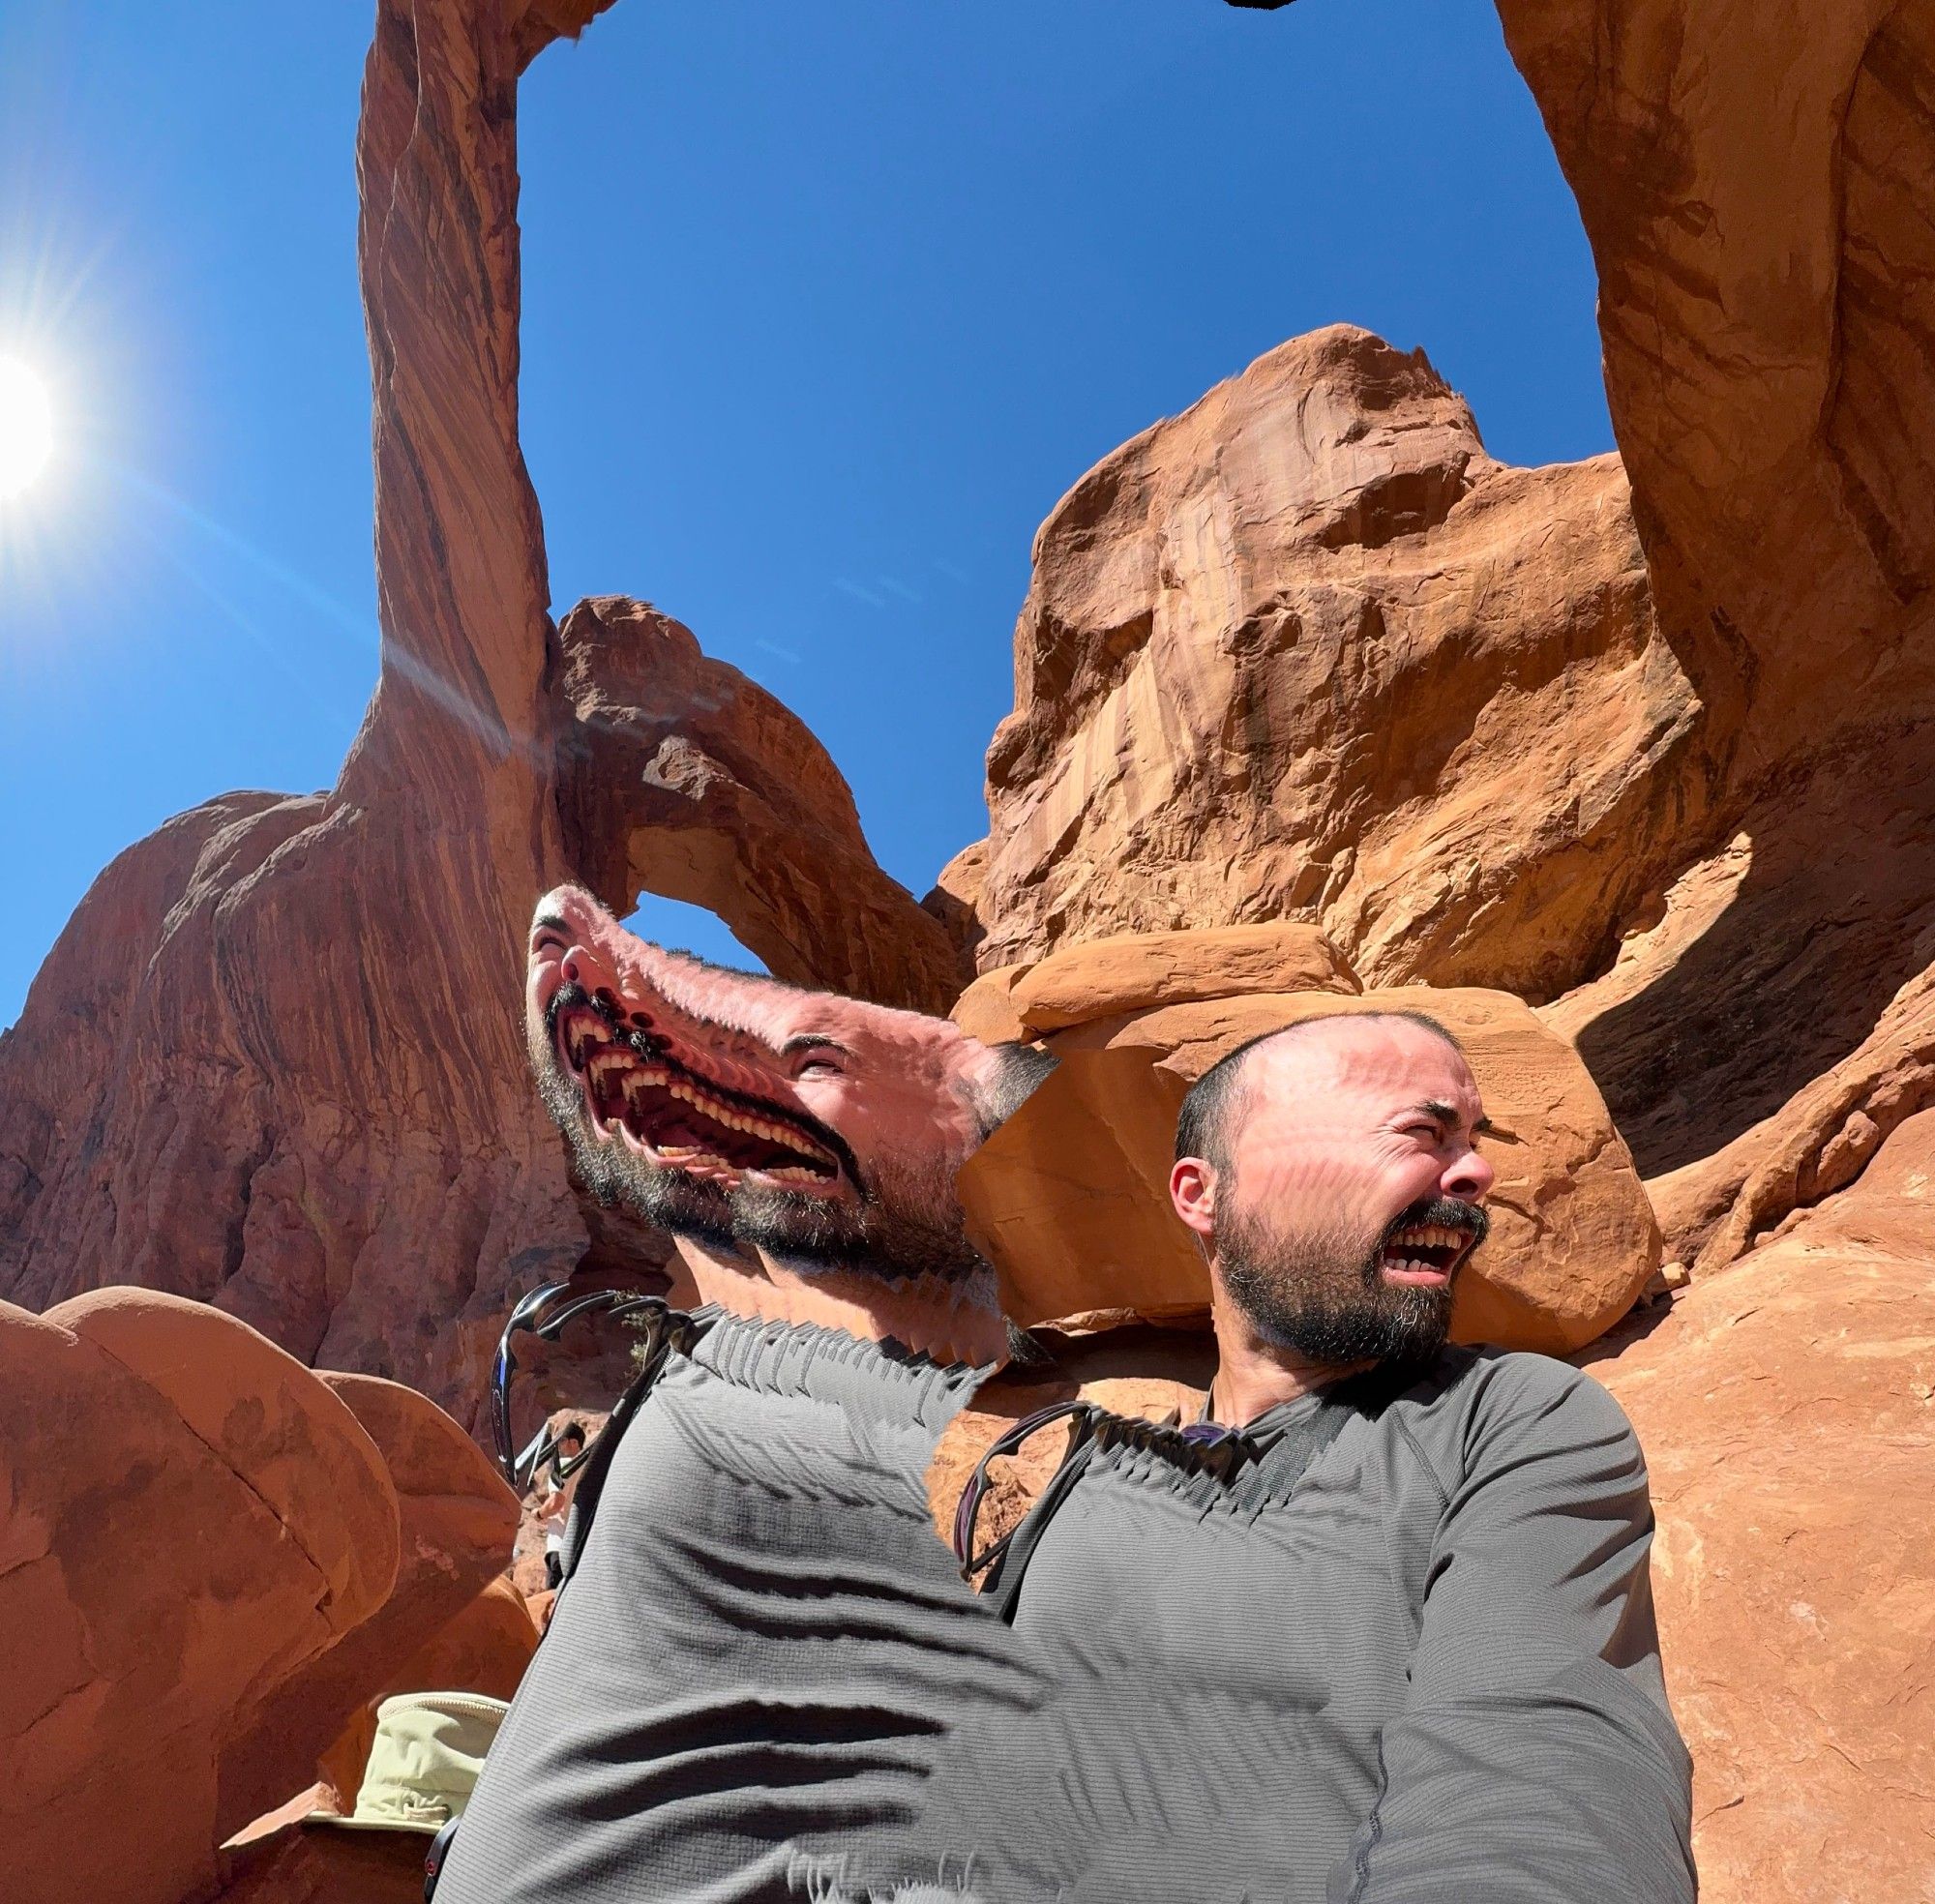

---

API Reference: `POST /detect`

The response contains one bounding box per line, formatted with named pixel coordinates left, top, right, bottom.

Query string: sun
left=0, top=357, right=54, bottom=499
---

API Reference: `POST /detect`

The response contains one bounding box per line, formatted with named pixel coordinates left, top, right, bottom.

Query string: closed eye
left=779, top=1035, right=852, bottom=1078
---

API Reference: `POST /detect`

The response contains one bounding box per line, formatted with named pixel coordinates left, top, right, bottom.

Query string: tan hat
left=310, top=1691, right=509, bottom=1834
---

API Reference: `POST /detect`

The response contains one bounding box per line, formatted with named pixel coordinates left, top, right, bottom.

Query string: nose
left=1442, top=1141, right=1493, bottom=1204
left=560, top=941, right=623, bottom=1014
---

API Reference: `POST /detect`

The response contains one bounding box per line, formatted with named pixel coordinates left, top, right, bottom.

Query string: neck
left=672, top=1238, right=1010, bottom=1369
left=1206, top=1271, right=1369, bottom=1428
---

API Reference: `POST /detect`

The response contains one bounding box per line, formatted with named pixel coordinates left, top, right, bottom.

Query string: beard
left=729, top=1141, right=986, bottom=1286
left=528, top=995, right=981, bottom=1280
left=1215, top=1193, right=1488, bottom=1372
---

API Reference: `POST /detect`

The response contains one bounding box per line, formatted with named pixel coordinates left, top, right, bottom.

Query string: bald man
left=943, top=1010, right=1695, bottom=1903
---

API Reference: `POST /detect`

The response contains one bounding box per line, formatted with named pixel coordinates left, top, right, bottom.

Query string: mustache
left=1377, top=1195, right=1490, bottom=1254
left=540, top=980, right=868, bottom=1190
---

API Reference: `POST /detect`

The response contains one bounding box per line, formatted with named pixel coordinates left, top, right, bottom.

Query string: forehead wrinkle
left=1238, top=1022, right=1477, bottom=1127
left=769, top=996, right=977, bottom=1081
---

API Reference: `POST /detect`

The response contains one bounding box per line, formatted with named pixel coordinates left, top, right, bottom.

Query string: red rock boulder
left=965, top=325, right=1712, bottom=1006
left=215, top=1373, right=522, bottom=1838
left=958, top=936, right=1658, bottom=1353
left=0, top=1291, right=398, bottom=1904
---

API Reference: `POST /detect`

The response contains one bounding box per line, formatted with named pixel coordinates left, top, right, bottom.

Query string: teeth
left=591, top=1058, right=836, bottom=1171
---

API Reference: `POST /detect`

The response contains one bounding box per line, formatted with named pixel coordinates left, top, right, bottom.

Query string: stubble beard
left=1214, top=1196, right=1460, bottom=1373
left=730, top=1142, right=987, bottom=1287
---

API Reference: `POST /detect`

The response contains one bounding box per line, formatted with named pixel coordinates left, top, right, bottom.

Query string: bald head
left=1175, top=1011, right=1466, bottom=1171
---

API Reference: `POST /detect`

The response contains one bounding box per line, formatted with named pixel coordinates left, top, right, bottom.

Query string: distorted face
left=1171, top=1017, right=1495, bottom=1368
left=526, top=886, right=1041, bottom=1281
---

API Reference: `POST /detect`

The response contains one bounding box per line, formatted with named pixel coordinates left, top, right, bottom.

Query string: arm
left=1329, top=1359, right=1695, bottom=1904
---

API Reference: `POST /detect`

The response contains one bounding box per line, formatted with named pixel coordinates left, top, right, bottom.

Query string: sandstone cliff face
left=970, top=326, right=1714, bottom=1003
left=1584, top=1107, right=1935, bottom=1898
left=1495, top=0, right=1935, bottom=1180
left=1495, top=0, right=1935, bottom=770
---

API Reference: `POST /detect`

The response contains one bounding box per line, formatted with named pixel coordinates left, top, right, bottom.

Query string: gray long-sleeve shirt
left=920, top=1345, right=1695, bottom=1904
left=435, top=1309, right=1043, bottom=1904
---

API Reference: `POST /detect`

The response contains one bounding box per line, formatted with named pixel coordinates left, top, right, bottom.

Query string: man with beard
left=434, top=887, right=1051, bottom=1904
left=940, top=1010, right=1695, bottom=1903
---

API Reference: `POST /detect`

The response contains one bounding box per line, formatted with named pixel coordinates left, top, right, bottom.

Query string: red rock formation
left=967, top=326, right=1715, bottom=1003
left=551, top=595, right=963, bottom=1011
left=0, top=0, right=596, bottom=1422
left=205, top=1821, right=428, bottom=1904
left=1495, top=0, right=1935, bottom=767
left=216, top=1372, right=522, bottom=1840
left=1583, top=1108, right=1935, bottom=1897
left=0, top=1288, right=526, bottom=1904
left=316, top=1577, right=539, bottom=1808
left=1494, top=0, right=1935, bottom=1178
left=0, top=0, right=947, bottom=1423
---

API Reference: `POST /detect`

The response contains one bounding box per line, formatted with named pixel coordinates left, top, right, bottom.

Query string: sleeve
left=1327, top=1358, right=1696, bottom=1904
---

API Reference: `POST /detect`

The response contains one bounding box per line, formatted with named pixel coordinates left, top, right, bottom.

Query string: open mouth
left=550, top=992, right=847, bottom=1192
left=1379, top=1218, right=1481, bottom=1285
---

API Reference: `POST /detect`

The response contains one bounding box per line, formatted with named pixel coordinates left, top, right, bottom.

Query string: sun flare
left=0, top=357, right=54, bottom=498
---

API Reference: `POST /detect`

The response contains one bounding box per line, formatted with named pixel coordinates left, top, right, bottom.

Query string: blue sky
left=0, top=0, right=1610, bottom=1028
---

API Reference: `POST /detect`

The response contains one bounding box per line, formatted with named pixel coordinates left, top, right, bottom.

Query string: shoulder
left=1391, top=1347, right=1646, bottom=1494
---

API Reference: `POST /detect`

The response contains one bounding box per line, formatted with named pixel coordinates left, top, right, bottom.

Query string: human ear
left=1169, top=1156, right=1217, bottom=1241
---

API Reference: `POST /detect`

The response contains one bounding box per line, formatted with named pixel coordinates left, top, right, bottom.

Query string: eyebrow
left=1414, top=1099, right=1494, bottom=1137
left=777, top=1033, right=855, bottom=1059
